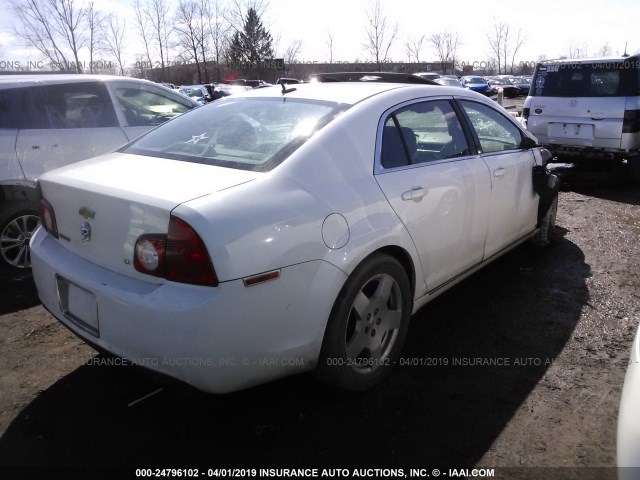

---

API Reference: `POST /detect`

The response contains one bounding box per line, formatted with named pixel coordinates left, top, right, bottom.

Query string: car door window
left=459, top=101, right=522, bottom=153
left=381, top=100, right=470, bottom=169
left=23, top=82, right=117, bottom=129
left=111, top=83, right=193, bottom=127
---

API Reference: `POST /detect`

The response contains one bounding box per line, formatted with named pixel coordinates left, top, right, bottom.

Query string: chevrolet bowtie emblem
left=79, top=206, right=96, bottom=219
left=80, top=222, right=91, bottom=242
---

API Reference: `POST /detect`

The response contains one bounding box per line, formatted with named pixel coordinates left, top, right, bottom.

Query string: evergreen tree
left=229, top=7, right=274, bottom=75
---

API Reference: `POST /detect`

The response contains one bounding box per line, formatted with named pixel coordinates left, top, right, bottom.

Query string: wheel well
left=0, top=184, right=39, bottom=206
left=374, top=246, right=416, bottom=300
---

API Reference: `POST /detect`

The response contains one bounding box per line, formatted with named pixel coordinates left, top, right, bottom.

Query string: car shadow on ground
left=568, top=184, right=640, bottom=206
left=0, top=229, right=590, bottom=470
left=0, top=271, right=39, bottom=316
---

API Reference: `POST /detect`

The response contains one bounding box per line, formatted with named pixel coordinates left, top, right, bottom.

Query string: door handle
left=401, top=187, right=426, bottom=201
left=493, top=168, right=506, bottom=178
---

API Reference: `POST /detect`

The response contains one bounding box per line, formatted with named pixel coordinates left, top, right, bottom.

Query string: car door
left=15, top=82, right=128, bottom=182
left=458, top=100, right=538, bottom=259
left=107, top=81, right=196, bottom=141
left=374, top=98, right=492, bottom=292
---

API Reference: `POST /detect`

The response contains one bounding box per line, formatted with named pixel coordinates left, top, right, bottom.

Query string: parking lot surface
left=0, top=182, right=638, bottom=480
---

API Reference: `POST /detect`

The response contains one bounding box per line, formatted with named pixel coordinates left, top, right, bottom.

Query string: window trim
left=374, top=96, right=478, bottom=175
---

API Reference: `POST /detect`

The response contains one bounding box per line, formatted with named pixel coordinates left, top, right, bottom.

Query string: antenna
left=622, top=41, right=629, bottom=57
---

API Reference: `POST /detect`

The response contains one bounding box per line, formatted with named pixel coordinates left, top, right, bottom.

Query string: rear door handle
left=401, top=187, right=426, bottom=201
left=493, top=168, right=506, bottom=178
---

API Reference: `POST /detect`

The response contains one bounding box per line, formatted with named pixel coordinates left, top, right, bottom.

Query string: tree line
left=8, top=0, right=627, bottom=82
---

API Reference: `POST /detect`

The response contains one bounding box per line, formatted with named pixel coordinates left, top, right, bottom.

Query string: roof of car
left=0, top=74, right=156, bottom=89
left=538, top=54, right=640, bottom=64
left=228, top=81, right=468, bottom=106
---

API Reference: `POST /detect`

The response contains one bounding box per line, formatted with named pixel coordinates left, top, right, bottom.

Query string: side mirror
left=539, top=147, right=553, bottom=166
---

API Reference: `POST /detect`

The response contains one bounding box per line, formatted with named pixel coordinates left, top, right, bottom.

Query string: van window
left=112, top=83, right=193, bottom=127
left=532, top=60, right=640, bottom=97
left=21, top=82, right=118, bottom=129
left=0, top=89, right=24, bottom=129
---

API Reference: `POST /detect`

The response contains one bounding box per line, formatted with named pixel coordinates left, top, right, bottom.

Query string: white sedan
left=31, top=82, right=559, bottom=393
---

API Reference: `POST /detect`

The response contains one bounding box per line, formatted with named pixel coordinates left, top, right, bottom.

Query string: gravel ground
left=0, top=180, right=638, bottom=480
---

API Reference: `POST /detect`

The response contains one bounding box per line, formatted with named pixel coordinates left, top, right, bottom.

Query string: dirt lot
left=0, top=179, right=638, bottom=480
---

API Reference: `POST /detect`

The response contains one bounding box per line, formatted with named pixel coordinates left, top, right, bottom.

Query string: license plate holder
left=548, top=122, right=594, bottom=140
left=56, top=275, right=99, bottom=337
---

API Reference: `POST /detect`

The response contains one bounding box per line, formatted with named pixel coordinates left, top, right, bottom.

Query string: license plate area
left=56, top=275, right=99, bottom=337
left=548, top=123, right=594, bottom=140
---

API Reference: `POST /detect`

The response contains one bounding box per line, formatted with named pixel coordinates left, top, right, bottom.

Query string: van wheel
left=315, top=253, right=411, bottom=391
left=0, top=210, right=40, bottom=270
left=531, top=195, right=558, bottom=247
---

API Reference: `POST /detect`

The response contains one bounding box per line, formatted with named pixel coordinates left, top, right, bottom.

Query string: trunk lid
left=39, top=152, right=260, bottom=280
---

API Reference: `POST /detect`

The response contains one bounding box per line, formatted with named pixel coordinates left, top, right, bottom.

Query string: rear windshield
left=532, top=59, right=640, bottom=97
left=123, top=97, right=348, bottom=172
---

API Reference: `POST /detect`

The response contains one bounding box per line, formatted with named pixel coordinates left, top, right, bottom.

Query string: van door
left=0, top=88, right=24, bottom=184
left=527, top=62, right=637, bottom=149
left=15, top=82, right=128, bottom=182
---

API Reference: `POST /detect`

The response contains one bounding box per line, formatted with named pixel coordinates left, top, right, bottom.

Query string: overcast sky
left=0, top=0, right=638, bottom=69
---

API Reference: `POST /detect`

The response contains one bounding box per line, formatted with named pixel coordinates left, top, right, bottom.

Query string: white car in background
left=618, top=322, right=640, bottom=477
left=31, top=82, right=559, bottom=393
left=0, top=74, right=198, bottom=269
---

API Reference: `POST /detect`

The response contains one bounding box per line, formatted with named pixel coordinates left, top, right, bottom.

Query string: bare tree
left=206, top=0, right=230, bottom=82
left=487, top=19, right=507, bottom=74
left=174, top=0, right=207, bottom=82
left=133, top=0, right=155, bottom=73
left=10, top=0, right=87, bottom=72
left=284, top=39, right=303, bottom=65
left=146, top=0, right=172, bottom=80
left=487, top=18, right=525, bottom=74
left=405, top=34, right=425, bottom=64
left=326, top=30, right=335, bottom=63
left=86, top=1, right=105, bottom=73
left=566, top=42, right=588, bottom=59
left=363, top=0, right=398, bottom=71
left=430, top=31, right=460, bottom=74
left=509, top=28, right=525, bottom=74
left=597, top=42, right=612, bottom=57
left=103, top=14, right=127, bottom=75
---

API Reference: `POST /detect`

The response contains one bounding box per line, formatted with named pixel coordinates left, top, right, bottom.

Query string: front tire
left=315, top=253, right=411, bottom=391
left=531, top=195, right=558, bottom=247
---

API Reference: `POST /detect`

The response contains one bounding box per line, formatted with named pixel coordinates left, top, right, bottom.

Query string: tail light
left=623, top=110, right=640, bottom=133
left=39, top=198, right=59, bottom=238
left=134, top=215, right=218, bottom=286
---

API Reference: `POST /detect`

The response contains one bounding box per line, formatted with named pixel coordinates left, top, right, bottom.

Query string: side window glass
left=381, top=100, right=470, bottom=169
left=26, top=82, right=118, bottom=129
left=112, top=84, right=193, bottom=127
left=460, top=101, right=522, bottom=153
left=0, top=88, right=23, bottom=129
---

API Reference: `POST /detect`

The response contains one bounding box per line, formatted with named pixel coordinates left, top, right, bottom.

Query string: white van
left=0, top=74, right=199, bottom=269
left=523, top=55, right=640, bottom=177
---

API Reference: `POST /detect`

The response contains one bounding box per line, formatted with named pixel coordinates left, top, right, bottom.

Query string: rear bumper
left=30, top=227, right=347, bottom=393
left=544, top=144, right=639, bottom=162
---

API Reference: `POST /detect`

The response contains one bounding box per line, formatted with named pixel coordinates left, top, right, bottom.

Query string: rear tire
left=531, top=195, right=558, bottom=247
left=315, top=253, right=411, bottom=391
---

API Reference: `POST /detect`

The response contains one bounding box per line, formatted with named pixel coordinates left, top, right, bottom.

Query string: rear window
left=123, top=97, right=348, bottom=172
left=532, top=59, right=640, bottom=97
